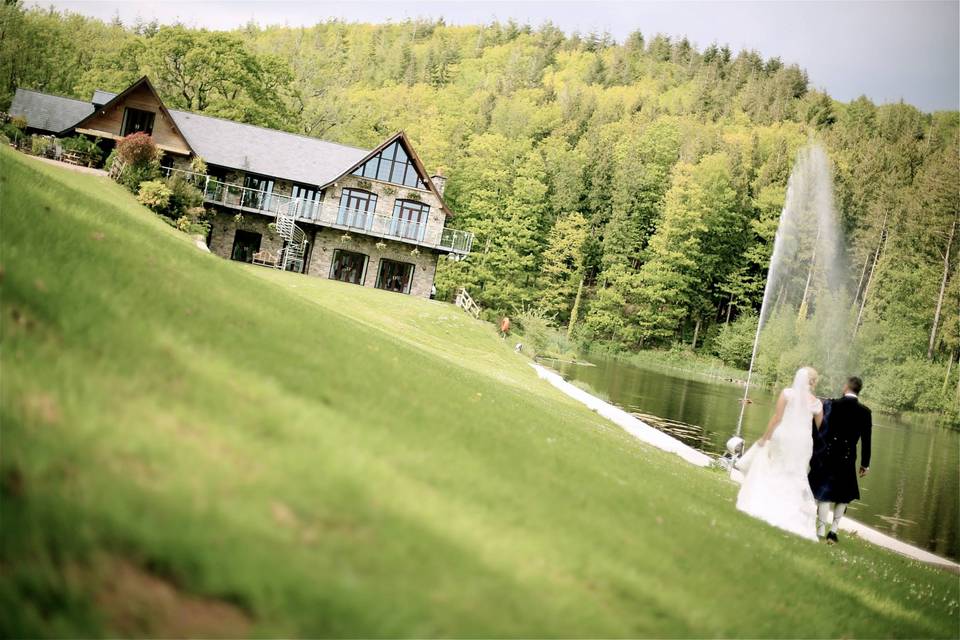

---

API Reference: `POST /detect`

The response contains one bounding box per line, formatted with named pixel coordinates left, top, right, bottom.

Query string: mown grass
left=1, top=147, right=957, bottom=638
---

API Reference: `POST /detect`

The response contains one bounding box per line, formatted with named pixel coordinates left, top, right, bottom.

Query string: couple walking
left=736, top=367, right=872, bottom=543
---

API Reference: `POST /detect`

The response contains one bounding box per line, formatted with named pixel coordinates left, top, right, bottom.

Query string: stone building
left=10, top=76, right=472, bottom=298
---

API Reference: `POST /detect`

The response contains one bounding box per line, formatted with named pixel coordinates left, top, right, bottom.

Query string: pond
left=546, top=355, right=959, bottom=561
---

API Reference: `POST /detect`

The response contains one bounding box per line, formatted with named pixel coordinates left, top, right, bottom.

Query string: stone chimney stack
left=430, top=173, right=447, bottom=197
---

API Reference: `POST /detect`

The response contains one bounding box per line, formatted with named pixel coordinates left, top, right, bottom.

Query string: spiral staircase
left=275, top=207, right=308, bottom=272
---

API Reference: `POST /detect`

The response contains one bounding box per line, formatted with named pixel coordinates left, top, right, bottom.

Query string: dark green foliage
left=165, top=174, right=204, bottom=218
left=1, top=121, right=24, bottom=145
left=59, top=135, right=103, bottom=165
left=712, top=313, right=759, bottom=369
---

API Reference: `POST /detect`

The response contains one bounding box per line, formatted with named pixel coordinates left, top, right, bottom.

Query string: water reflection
left=548, top=356, right=959, bottom=560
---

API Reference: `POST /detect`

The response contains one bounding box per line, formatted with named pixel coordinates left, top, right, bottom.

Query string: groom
left=808, top=376, right=873, bottom=543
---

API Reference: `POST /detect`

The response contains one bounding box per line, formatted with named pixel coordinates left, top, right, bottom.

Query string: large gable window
left=121, top=107, right=155, bottom=136
left=352, top=141, right=427, bottom=189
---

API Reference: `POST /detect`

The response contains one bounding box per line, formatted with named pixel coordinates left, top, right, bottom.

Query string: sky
left=30, top=1, right=960, bottom=112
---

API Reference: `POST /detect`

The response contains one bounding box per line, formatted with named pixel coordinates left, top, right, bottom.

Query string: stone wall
left=208, top=211, right=440, bottom=298
left=208, top=210, right=283, bottom=261
left=328, top=174, right=448, bottom=246
left=306, top=227, right=439, bottom=298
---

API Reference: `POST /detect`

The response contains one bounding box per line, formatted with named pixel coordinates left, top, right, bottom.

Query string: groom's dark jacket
left=808, top=395, right=872, bottom=503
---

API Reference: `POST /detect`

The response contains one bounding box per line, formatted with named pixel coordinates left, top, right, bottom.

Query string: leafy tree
left=539, top=212, right=589, bottom=322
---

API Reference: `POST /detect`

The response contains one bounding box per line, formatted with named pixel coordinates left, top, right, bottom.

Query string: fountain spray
left=727, top=142, right=846, bottom=457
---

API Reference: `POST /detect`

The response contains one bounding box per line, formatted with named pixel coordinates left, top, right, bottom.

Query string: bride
left=736, top=366, right=824, bottom=541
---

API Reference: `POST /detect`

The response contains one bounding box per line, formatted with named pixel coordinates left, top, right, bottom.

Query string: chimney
left=430, top=173, right=447, bottom=197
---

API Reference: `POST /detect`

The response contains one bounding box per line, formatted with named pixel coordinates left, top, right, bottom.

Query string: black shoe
left=826, top=531, right=839, bottom=545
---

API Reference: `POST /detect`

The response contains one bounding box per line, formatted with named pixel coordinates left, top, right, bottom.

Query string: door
left=337, top=188, right=377, bottom=230
left=391, top=200, right=429, bottom=241
left=329, top=249, right=368, bottom=285
left=375, top=259, right=415, bottom=294
left=243, top=174, right=274, bottom=211
left=292, top=184, right=322, bottom=219
left=231, top=230, right=262, bottom=263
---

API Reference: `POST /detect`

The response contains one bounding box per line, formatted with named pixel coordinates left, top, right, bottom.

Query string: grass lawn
left=1, top=147, right=958, bottom=638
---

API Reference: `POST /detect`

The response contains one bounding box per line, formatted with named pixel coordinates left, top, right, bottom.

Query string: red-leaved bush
left=116, top=132, right=158, bottom=167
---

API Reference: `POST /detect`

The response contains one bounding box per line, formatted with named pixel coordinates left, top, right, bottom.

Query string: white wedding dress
left=736, top=368, right=821, bottom=541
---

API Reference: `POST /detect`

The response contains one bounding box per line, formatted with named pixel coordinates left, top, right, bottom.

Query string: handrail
left=455, top=288, right=481, bottom=318
left=160, top=167, right=473, bottom=254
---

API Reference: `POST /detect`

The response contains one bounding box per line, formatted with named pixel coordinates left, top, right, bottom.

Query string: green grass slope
left=1, top=148, right=957, bottom=638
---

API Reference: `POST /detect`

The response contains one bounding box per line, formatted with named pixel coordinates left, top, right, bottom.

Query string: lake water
left=547, top=355, right=959, bottom=561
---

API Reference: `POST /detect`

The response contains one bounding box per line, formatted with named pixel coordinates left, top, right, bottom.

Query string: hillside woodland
left=2, top=4, right=958, bottom=414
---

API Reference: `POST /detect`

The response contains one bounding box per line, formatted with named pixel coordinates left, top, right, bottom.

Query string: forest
left=2, top=4, right=958, bottom=416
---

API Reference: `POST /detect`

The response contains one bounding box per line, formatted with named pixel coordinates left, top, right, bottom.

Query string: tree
left=631, top=153, right=742, bottom=346
left=539, top=212, right=589, bottom=322
left=140, top=26, right=293, bottom=128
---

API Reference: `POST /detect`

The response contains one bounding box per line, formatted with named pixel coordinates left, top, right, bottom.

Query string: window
left=352, top=141, right=427, bottom=189
left=231, top=230, right=262, bottom=263
left=337, top=188, right=377, bottom=230
left=329, top=249, right=368, bottom=285
left=391, top=200, right=430, bottom=241
left=121, top=107, right=155, bottom=136
left=376, top=259, right=415, bottom=294
left=292, top=184, right=322, bottom=219
left=243, top=174, right=274, bottom=211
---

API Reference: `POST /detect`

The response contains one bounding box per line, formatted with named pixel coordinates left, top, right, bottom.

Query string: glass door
left=391, top=200, right=429, bottom=241
left=338, top=188, right=377, bottom=230
left=329, top=249, right=368, bottom=285
left=292, top=184, right=322, bottom=219
left=243, top=174, right=274, bottom=211
left=375, top=259, right=415, bottom=294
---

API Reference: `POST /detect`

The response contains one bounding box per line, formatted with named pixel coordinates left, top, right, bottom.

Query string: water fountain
left=726, top=142, right=850, bottom=461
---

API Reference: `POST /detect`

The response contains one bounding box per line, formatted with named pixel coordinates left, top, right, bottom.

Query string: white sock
left=817, top=502, right=831, bottom=537
left=831, top=503, right=847, bottom=533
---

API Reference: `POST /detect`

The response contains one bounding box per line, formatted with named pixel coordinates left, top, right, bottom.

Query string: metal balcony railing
left=161, top=167, right=473, bottom=254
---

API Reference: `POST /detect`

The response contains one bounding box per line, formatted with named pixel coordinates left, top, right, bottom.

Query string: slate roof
left=167, top=109, right=370, bottom=187
left=9, top=89, right=95, bottom=134
left=11, top=86, right=374, bottom=188
left=91, top=90, right=117, bottom=106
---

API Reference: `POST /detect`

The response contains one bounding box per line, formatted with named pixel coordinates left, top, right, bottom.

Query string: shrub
left=1, top=122, right=24, bottom=145
left=165, top=174, right=204, bottom=217
left=137, top=180, right=172, bottom=212
left=9, top=116, right=27, bottom=131
left=189, top=156, right=208, bottom=175
left=30, top=135, right=56, bottom=157
left=112, top=135, right=161, bottom=192
left=713, top=313, right=759, bottom=369
left=104, top=148, right=118, bottom=171
left=119, top=163, right=161, bottom=192
left=514, top=307, right=556, bottom=356
left=116, top=132, right=159, bottom=166
left=868, top=357, right=948, bottom=413
left=188, top=219, right=211, bottom=237
left=60, top=135, right=103, bottom=166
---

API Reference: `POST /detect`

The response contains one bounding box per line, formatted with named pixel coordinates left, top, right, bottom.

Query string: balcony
left=161, top=167, right=473, bottom=255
